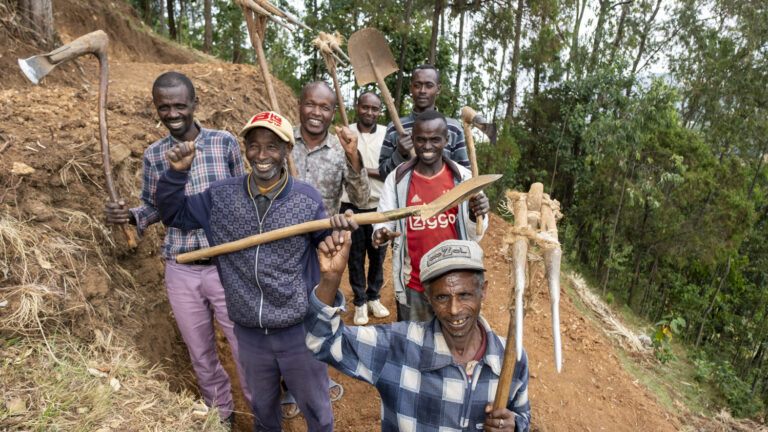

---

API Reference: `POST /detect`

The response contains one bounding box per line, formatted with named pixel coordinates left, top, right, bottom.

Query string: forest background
left=116, top=0, right=768, bottom=419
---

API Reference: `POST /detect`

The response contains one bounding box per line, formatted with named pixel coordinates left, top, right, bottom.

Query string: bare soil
left=0, top=0, right=689, bottom=430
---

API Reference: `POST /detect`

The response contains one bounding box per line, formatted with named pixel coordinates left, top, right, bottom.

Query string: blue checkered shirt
left=130, top=124, right=246, bottom=259
left=305, top=290, right=531, bottom=432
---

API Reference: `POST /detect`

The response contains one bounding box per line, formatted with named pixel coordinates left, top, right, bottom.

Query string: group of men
left=105, top=64, right=530, bottom=431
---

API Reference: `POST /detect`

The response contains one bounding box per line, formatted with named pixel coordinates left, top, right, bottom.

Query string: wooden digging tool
left=177, top=174, right=502, bottom=263
left=493, top=188, right=529, bottom=409
left=348, top=28, right=416, bottom=158
left=18, top=30, right=138, bottom=249
left=313, top=31, right=349, bottom=126
left=460, top=106, right=498, bottom=236
left=238, top=1, right=298, bottom=177
left=541, top=194, right=563, bottom=372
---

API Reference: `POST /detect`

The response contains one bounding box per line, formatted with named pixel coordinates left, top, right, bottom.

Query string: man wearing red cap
left=156, top=111, right=337, bottom=431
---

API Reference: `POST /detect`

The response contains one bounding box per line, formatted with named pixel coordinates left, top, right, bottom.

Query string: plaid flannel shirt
left=130, top=123, right=246, bottom=259
left=305, top=290, right=531, bottom=432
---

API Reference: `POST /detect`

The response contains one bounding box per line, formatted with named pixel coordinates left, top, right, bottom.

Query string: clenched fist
left=166, top=141, right=196, bottom=171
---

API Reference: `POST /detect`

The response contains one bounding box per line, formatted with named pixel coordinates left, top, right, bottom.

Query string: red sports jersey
left=405, top=165, right=459, bottom=292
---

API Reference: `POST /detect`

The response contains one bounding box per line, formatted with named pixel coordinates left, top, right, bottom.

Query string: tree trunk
left=395, top=0, right=415, bottom=112
left=695, top=256, right=731, bottom=348
left=504, top=0, right=525, bottom=119
left=166, top=0, right=176, bottom=41
left=159, top=0, right=166, bottom=35
left=588, top=0, right=609, bottom=74
left=629, top=0, right=663, bottom=95
left=601, top=161, right=634, bottom=296
left=608, top=1, right=630, bottom=65
left=178, top=0, right=185, bottom=44
left=492, top=42, right=508, bottom=120
left=454, top=9, right=465, bottom=95
left=18, top=0, right=53, bottom=42
left=627, top=199, right=650, bottom=307
left=232, top=7, right=242, bottom=64
left=428, top=0, right=443, bottom=65
left=203, top=0, right=212, bottom=53
left=568, top=0, right=588, bottom=79
left=144, top=0, right=151, bottom=24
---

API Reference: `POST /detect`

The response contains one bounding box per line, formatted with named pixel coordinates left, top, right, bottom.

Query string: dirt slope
left=1, top=1, right=684, bottom=430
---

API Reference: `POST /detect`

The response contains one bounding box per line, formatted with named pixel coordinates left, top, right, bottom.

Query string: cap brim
left=421, top=265, right=486, bottom=285
left=239, top=123, right=294, bottom=146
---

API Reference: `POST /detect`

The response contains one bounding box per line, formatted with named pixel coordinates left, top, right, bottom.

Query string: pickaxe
left=312, top=31, right=349, bottom=126
left=460, top=106, right=497, bottom=235
left=176, top=174, right=502, bottom=263
left=236, top=0, right=299, bottom=177
left=18, top=30, right=138, bottom=249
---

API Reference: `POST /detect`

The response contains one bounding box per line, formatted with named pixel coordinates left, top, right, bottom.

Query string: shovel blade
left=348, top=28, right=398, bottom=86
left=17, top=55, right=57, bottom=84
left=420, top=174, right=502, bottom=220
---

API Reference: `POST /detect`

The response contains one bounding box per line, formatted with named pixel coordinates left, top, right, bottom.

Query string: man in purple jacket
left=156, top=111, right=348, bottom=431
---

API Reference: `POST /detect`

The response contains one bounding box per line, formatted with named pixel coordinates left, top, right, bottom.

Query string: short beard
left=250, top=162, right=282, bottom=183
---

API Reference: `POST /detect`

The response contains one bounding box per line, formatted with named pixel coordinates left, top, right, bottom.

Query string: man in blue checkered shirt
left=104, top=72, right=249, bottom=427
left=307, top=231, right=531, bottom=431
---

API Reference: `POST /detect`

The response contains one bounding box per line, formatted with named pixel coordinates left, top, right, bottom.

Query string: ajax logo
left=409, top=212, right=456, bottom=230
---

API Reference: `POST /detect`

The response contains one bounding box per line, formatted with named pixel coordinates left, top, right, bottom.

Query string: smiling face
left=244, top=128, right=289, bottom=188
left=409, top=68, right=441, bottom=113
left=153, top=85, right=199, bottom=141
left=355, top=93, right=382, bottom=129
left=299, top=83, right=336, bottom=139
left=427, top=271, right=487, bottom=339
left=412, top=117, right=448, bottom=172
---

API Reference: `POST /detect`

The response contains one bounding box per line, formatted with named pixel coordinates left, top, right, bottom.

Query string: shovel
left=348, top=28, right=415, bottom=158
left=176, top=173, right=502, bottom=263
left=18, top=30, right=138, bottom=249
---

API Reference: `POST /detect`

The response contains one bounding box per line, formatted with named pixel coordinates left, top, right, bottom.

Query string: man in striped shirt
left=378, top=65, right=470, bottom=178
left=104, top=72, right=249, bottom=427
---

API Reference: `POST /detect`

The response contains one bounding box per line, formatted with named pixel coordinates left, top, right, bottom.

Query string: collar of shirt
left=294, top=125, right=333, bottom=153
left=167, top=120, right=208, bottom=149
left=248, top=169, right=289, bottom=201
left=354, top=122, right=378, bottom=135
left=418, top=316, right=503, bottom=376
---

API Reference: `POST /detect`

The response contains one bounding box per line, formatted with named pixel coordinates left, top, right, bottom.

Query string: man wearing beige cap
left=156, top=111, right=336, bottom=431
left=305, top=237, right=531, bottom=431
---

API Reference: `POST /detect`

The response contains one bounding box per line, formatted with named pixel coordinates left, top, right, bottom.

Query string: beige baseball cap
left=240, top=111, right=295, bottom=146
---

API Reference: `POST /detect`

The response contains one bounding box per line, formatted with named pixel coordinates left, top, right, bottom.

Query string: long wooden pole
left=242, top=7, right=297, bottom=177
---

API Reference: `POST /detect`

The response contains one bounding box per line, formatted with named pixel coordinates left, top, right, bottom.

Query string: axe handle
left=366, top=53, right=416, bottom=158
left=92, top=35, right=137, bottom=249
left=176, top=210, right=405, bottom=263
left=244, top=9, right=298, bottom=177
left=463, top=122, right=484, bottom=236
left=48, top=30, right=108, bottom=65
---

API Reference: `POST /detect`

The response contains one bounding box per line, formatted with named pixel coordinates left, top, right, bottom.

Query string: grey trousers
left=395, top=287, right=435, bottom=322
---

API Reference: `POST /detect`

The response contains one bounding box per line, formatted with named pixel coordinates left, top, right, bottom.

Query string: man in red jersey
left=373, top=110, right=489, bottom=321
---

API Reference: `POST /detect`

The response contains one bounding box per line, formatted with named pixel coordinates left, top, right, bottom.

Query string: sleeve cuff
left=309, top=287, right=347, bottom=319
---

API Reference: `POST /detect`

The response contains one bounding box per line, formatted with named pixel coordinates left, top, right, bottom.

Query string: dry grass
left=0, top=332, right=227, bottom=431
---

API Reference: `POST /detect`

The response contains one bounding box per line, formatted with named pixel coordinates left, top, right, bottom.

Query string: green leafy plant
left=652, top=316, right=685, bottom=364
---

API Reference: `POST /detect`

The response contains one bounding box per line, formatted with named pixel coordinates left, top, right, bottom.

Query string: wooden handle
left=463, top=122, right=484, bottom=236
left=48, top=30, right=108, bottom=64
left=367, top=53, right=416, bottom=158
left=244, top=9, right=298, bottom=177
left=493, top=317, right=517, bottom=410
left=176, top=210, right=396, bottom=263
left=120, top=224, right=138, bottom=249
left=327, top=60, right=349, bottom=126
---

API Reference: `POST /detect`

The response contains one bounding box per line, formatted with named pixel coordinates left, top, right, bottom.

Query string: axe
left=460, top=106, right=498, bottom=236
left=177, top=174, right=502, bottom=263
left=18, top=30, right=138, bottom=249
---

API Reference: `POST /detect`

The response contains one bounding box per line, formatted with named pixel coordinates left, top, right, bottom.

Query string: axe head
left=473, top=117, right=497, bottom=146
left=461, top=106, right=498, bottom=145
left=17, top=55, right=57, bottom=84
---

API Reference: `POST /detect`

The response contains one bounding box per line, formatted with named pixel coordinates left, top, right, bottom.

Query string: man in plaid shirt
left=307, top=233, right=531, bottom=431
left=104, top=72, right=249, bottom=427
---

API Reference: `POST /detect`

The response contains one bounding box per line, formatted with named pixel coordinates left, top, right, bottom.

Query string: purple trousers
left=165, top=260, right=252, bottom=419
left=234, top=322, right=333, bottom=432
